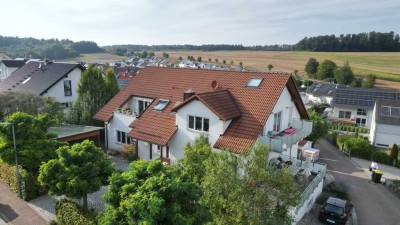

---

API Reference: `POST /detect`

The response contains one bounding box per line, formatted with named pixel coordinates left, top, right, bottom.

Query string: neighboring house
left=0, top=60, right=84, bottom=107
left=178, top=59, right=196, bottom=68
left=328, top=86, right=398, bottom=128
left=305, top=82, right=337, bottom=105
left=370, top=100, right=400, bottom=148
left=0, top=51, right=12, bottom=60
left=0, top=59, right=27, bottom=80
left=94, top=67, right=311, bottom=163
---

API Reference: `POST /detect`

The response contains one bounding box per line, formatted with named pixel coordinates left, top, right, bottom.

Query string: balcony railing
left=259, top=119, right=313, bottom=153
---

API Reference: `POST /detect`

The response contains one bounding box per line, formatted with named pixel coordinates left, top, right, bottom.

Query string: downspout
left=104, top=122, right=108, bottom=149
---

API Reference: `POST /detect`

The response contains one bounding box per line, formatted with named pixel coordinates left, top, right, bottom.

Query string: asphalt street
left=316, top=139, right=400, bottom=225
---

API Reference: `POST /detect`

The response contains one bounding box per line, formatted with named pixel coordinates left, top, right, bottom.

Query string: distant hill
left=0, top=36, right=104, bottom=60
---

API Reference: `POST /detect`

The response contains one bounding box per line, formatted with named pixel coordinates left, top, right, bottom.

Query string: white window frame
left=116, top=131, right=131, bottom=144
left=339, top=111, right=351, bottom=119
left=188, top=115, right=210, bottom=132
left=357, top=109, right=367, bottom=116
left=273, top=111, right=282, bottom=132
left=138, top=100, right=150, bottom=114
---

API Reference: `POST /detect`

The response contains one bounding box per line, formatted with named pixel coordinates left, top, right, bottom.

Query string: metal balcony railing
left=259, top=119, right=313, bottom=153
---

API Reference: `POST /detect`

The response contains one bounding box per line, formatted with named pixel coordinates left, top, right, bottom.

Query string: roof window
left=21, top=77, right=32, bottom=84
left=154, top=99, right=169, bottom=111
left=247, top=78, right=263, bottom=87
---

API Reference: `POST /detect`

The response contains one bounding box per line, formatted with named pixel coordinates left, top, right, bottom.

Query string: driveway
left=316, top=139, right=400, bottom=225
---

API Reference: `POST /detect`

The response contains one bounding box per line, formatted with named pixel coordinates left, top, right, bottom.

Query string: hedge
left=331, top=123, right=369, bottom=134
left=55, top=199, right=97, bottom=225
left=371, top=151, right=391, bottom=165
left=0, top=159, right=45, bottom=200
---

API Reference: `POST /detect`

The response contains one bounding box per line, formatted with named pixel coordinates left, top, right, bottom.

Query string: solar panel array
left=334, top=88, right=397, bottom=108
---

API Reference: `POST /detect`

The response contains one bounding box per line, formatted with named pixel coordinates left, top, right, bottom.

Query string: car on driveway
left=319, top=197, right=352, bottom=224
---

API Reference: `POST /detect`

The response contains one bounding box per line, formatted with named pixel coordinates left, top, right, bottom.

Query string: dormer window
left=188, top=115, right=209, bottom=132
left=154, top=99, right=169, bottom=111
left=246, top=78, right=263, bottom=87
left=138, top=100, right=150, bottom=114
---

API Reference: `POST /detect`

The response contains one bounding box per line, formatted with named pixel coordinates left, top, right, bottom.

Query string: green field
left=65, top=53, right=127, bottom=63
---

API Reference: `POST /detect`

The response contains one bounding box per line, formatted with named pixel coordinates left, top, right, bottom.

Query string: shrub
left=347, top=137, right=372, bottom=159
left=391, top=144, right=399, bottom=166
left=55, top=199, right=97, bottom=225
left=0, top=160, right=44, bottom=200
left=336, top=134, right=350, bottom=150
left=120, top=143, right=136, bottom=161
left=371, top=150, right=390, bottom=165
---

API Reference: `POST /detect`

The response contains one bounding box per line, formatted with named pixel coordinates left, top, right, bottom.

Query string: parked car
left=319, top=197, right=353, bottom=224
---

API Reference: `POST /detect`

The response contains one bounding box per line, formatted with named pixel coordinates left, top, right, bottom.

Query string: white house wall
left=330, top=107, right=373, bottom=129
left=107, top=112, right=135, bottom=150
left=373, top=123, right=400, bottom=148
left=0, top=64, right=19, bottom=80
left=168, top=100, right=228, bottom=163
left=42, top=67, right=81, bottom=104
left=123, top=96, right=153, bottom=115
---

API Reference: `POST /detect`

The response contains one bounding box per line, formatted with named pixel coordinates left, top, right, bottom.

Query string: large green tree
left=0, top=112, right=63, bottom=172
left=306, top=110, right=329, bottom=145
left=98, top=160, right=210, bottom=225
left=201, top=143, right=301, bottom=224
left=38, top=140, right=114, bottom=209
left=317, top=60, right=337, bottom=80
left=104, top=68, right=120, bottom=100
left=0, top=92, right=64, bottom=123
left=304, top=58, right=319, bottom=77
left=334, top=61, right=354, bottom=85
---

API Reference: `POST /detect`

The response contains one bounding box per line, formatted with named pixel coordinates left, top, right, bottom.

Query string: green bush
left=371, top=150, right=390, bottom=165
left=0, top=160, right=44, bottom=200
left=55, top=199, right=97, bottom=225
left=347, top=137, right=373, bottom=159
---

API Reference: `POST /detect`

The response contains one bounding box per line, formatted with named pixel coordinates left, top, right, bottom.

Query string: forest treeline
left=1, top=31, right=399, bottom=59
left=0, top=36, right=103, bottom=59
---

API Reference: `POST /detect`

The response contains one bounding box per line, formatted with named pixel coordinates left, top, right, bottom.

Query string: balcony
left=259, top=119, right=313, bottom=153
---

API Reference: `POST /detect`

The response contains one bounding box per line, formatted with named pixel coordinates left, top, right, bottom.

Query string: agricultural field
left=65, top=53, right=127, bottom=63
left=157, top=51, right=400, bottom=89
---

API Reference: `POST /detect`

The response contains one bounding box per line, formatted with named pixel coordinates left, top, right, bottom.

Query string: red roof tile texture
left=172, top=89, right=242, bottom=121
left=93, top=67, right=308, bottom=153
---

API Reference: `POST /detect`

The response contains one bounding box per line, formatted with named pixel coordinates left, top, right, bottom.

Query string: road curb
left=351, top=207, right=357, bottom=225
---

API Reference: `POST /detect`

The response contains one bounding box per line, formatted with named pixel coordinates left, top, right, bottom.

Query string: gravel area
left=28, top=157, right=130, bottom=222
left=298, top=204, right=324, bottom=225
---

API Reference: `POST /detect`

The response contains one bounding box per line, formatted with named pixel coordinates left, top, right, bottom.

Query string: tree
left=149, top=52, right=155, bottom=58
left=362, top=74, right=376, bottom=88
left=0, top=112, right=63, bottom=173
left=334, top=61, right=354, bottom=85
left=98, top=160, right=210, bottom=225
left=178, top=56, right=183, bottom=60
left=201, top=143, right=301, bottom=224
left=0, top=92, right=64, bottom=123
left=390, top=144, right=399, bottom=166
left=215, top=58, right=219, bottom=63
left=230, top=60, right=234, bottom=65
left=294, top=69, right=299, bottom=76
left=306, top=110, right=329, bottom=144
left=223, top=59, right=226, bottom=65
left=197, top=56, right=202, bottom=62
left=140, top=51, right=148, bottom=58
left=104, top=68, right=120, bottom=101
left=268, top=64, right=273, bottom=71
left=304, top=58, right=319, bottom=77
left=180, top=135, right=212, bottom=184
left=317, top=60, right=337, bottom=80
left=38, top=140, right=114, bottom=210
left=162, top=52, right=169, bottom=58
left=239, top=61, right=243, bottom=67
left=208, top=58, right=212, bottom=62
left=69, top=65, right=109, bottom=125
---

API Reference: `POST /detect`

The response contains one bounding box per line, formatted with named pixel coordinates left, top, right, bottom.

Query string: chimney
left=183, top=88, right=195, bottom=100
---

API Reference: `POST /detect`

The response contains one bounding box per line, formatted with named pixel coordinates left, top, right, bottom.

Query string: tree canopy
left=334, top=61, right=354, bottom=85
left=99, top=159, right=210, bottom=225
left=268, top=64, right=273, bottom=71
left=305, top=58, right=319, bottom=77
left=0, top=92, right=64, bottom=123
left=306, top=110, right=329, bottom=144
left=0, top=112, right=63, bottom=172
left=317, top=60, right=337, bottom=80
left=38, top=140, right=114, bottom=209
left=104, top=68, right=120, bottom=100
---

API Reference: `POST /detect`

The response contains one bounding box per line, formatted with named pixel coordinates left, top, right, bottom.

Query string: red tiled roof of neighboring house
left=172, top=89, right=242, bottom=121
left=93, top=67, right=308, bottom=153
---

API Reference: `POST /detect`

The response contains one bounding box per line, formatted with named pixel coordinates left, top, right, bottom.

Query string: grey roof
left=1, top=59, right=26, bottom=68
left=333, top=86, right=398, bottom=110
left=375, top=100, right=400, bottom=126
left=306, top=82, right=337, bottom=97
left=49, top=124, right=103, bottom=139
left=0, top=61, right=83, bottom=95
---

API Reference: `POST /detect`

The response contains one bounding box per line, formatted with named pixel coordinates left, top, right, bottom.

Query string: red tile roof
left=172, top=89, right=242, bottom=121
left=94, top=67, right=308, bottom=153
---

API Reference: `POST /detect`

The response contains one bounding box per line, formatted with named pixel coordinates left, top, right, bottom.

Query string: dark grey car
left=319, top=197, right=353, bottom=224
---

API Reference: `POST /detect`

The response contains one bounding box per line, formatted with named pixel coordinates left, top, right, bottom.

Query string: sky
left=3, top=0, right=400, bottom=46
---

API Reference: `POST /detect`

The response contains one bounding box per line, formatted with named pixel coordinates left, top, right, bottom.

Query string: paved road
left=316, top=139, right=400, bottom=225
left=0, top=181, right=46, bottom=225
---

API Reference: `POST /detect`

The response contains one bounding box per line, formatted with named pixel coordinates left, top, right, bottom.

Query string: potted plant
left=126, top=108, right=132, bottom=115
left=117, top=107, right=122, bottom=113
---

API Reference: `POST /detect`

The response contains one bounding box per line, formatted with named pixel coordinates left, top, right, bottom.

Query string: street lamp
left=1, top=122, right=22, bottom=198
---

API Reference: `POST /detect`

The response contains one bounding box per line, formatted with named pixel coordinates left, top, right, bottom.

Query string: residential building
left=0, top=59, right=26, bottom=80
left=178, top=59, right=196, bottom=68
left=328, top=86, right=398, bottom=128
left=304, top=82, right=337, bottom=105
left=0, top=51, right=12, bottom=60
left=0, top=60, right=84, bottom=107
left=370, top=100, right=400, bottom=148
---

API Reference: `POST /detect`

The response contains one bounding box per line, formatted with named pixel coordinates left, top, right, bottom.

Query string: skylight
left=21, top=77, right=32, bottom=84
left=154, top=100, right=169, bottom=111
left=247, top=78, right=263, bottom=87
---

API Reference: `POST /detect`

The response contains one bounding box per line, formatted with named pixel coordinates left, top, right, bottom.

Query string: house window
left=339, top=111, right=351, bottom=119
left=154, top=100, right=169, bottom=111
left=357, top=109, right=367, bottom=116
left=138, top=100, right=150, bottom=114
left=246, top=78, right=263, bottom=87
left=382, top=106, right=400, bottom=117
left=64, top=80, right=72, bottom=96
left=273, top=111, right=282, bottom=132
left=157, top=145, right=162, bottom=156
left=356, top=118, right=367, bottom=127
left=188, top=115, right=209, bottom=132
left=117, top=131, right=130, bottom=144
